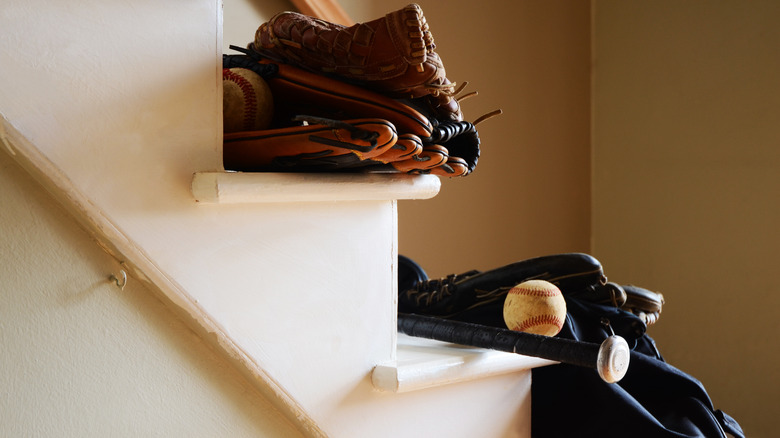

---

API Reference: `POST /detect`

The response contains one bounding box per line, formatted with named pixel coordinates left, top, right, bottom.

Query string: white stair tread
left=191, top=171, right=441, bottom=203
left=372, top=333, right=558, bottom=393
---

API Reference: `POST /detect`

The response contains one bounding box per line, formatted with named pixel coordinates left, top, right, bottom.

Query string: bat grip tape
left=398, top=313, right=599, bottom=369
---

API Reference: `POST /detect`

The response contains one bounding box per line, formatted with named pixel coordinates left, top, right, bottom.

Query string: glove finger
left=255, top=58, right=434, bottom=139
left=409, top=80, right=463, bottom=123
left=223, top=118, right=397, bottom=171
left=355, top=143, right=449, bottom=174
left=390, top=144, right=449, bottom=172
left=369, top=133, right=423, bottom=163
left=427, top=120, right=480, bottom=174
left=622, top=284, right=665, bottom=317
left=427, top=156, right=469, bottom=176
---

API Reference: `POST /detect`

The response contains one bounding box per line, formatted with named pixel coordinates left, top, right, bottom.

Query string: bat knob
left=596, top=335, right=630, bottom=383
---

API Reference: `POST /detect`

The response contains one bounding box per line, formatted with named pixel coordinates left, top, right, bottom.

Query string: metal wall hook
left=109, top=270, right=127, bottom=290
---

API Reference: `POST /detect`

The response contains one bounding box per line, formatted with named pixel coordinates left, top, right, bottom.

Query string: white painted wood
left=1, top=2, right=541, bottom=437
left=191, top=171, right=440, bottom=203
left=0, top=148, right=306, bottom=438
left=372, top=334, right=557, bottom=393
left=1, top=111, right=329, bottom=438
left=3, top=110, right=546, bottom=437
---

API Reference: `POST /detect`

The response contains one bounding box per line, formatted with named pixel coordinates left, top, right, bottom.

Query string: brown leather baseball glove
left=397, top=253, right=666, bottom=327
left=251, top=4, right=461, bottom=122
left=222, top=50, right=482, bottom=176
left=219, top=4, right=502, bottom=176
left=621, top=284, right=665, bottom=326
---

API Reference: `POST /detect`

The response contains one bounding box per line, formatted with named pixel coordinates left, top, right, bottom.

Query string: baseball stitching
left=510, top=285, right=561, bottom=297
left=513, top=315, right=564, bottom=333
left=223, top=69, right=258, bottom=131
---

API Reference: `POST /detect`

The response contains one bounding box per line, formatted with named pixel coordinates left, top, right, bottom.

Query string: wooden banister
left=290, top=0, right=353, bottom=25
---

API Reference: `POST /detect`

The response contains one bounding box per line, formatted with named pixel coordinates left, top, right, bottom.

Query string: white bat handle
left=597, top=335, right=631, bottom=383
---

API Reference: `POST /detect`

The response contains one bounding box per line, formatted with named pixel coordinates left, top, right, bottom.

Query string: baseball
left=222, top=67, right=274, bottom=133
left=503, top=279, right=567, bottom=336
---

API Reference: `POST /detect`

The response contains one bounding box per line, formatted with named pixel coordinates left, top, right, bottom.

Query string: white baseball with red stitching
left=503, top=279, right=567, bottom=336
left=222, top=67, right=274, bottom=133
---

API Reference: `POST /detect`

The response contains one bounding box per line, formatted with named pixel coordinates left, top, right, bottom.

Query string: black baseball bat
left=397, top=313, right=630, bottom=383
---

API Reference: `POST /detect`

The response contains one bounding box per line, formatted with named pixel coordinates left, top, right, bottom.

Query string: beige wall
left=593, top=1, right=779, bottom=436
left=0, top=151, right=302, bottom=437
left=345, top=0, right=774, bottom=435
left=341, top=0, right=593, bottom=277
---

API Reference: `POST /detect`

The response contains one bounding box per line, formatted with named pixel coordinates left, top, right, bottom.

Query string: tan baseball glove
left=221, top=4, right=498, bottom=176
left=252, top=4, right=461, bottom=122
left=222, top=50, right=482, bottom=176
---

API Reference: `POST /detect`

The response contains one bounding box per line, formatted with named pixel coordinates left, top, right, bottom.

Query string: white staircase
left=0, top=1, right=553, bottom=436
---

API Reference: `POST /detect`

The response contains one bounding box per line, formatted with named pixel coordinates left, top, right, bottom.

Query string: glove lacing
left=292, top=116, right=381, bottom=152
left=224, top=47, right=279, bottom=78
left=403, top=270, right=479, bottom=307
